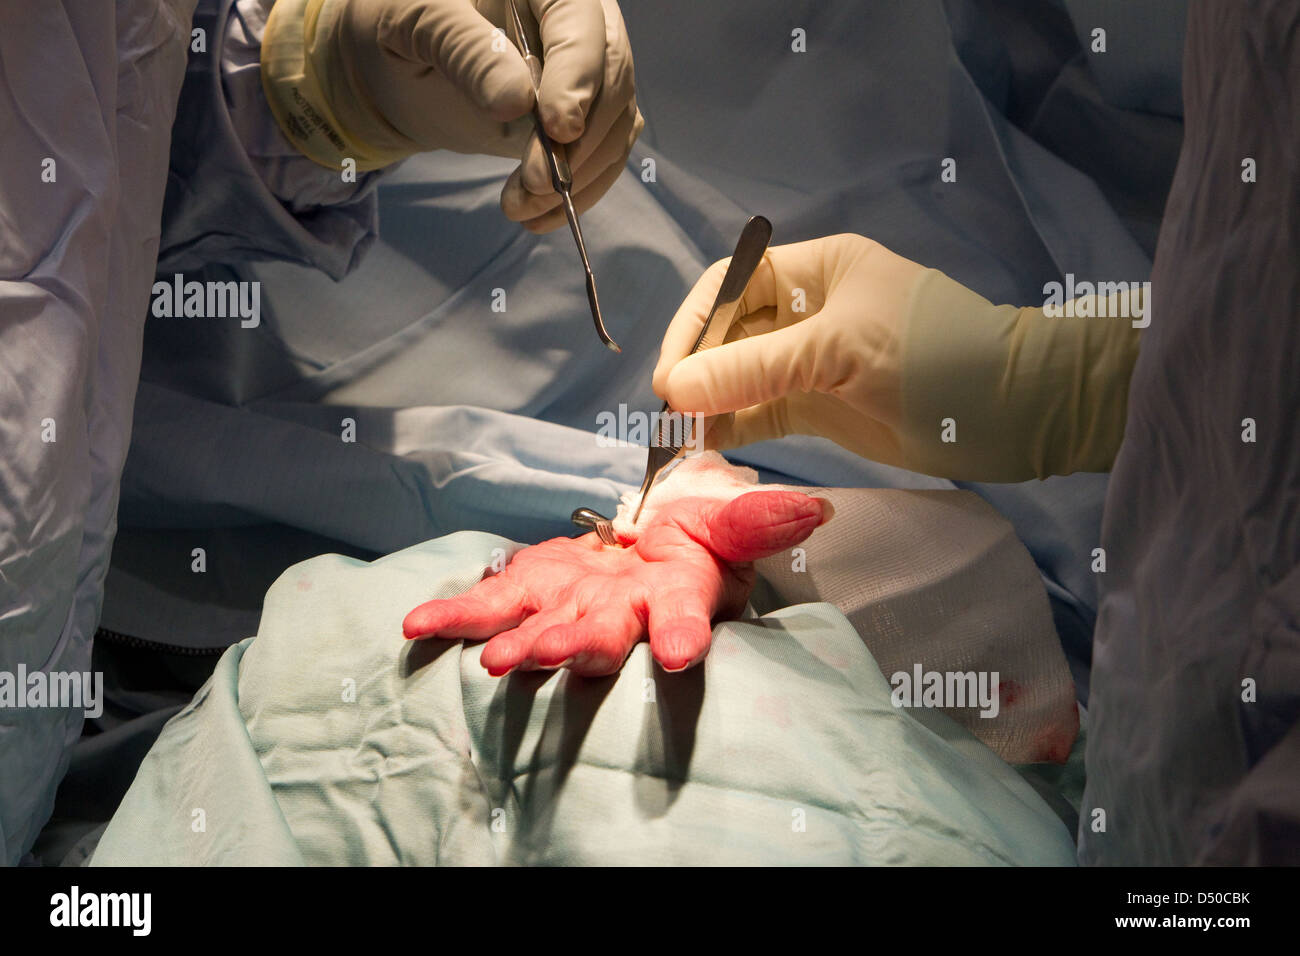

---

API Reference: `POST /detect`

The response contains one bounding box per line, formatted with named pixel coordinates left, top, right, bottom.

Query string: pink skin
left=402, top=491, right=832, bottom=677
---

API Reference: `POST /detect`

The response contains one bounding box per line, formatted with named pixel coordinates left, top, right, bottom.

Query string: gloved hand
left=653, top=234, right=1144, bottom=482
left=403, top=489, right=830, bottom=676
left=261, top=0, right=642, bottom=230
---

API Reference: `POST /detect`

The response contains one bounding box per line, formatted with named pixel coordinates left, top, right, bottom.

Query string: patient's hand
left=402, top=491, right=830, bottom=677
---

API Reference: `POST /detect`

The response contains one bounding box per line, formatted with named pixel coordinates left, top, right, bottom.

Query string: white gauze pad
left=613, top=451, right=761, bottom=539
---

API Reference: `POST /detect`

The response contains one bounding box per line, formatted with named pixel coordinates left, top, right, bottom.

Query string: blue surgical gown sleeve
left=158, top=0, right=388, bottom=280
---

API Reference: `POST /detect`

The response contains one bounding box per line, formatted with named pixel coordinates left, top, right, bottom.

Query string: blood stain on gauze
left=613, top=450, right=760, bottom=540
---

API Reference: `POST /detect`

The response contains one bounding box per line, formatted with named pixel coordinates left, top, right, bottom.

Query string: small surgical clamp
left=506, top=0, right=620, bottom=353
left=571, top=506, right=618, bottom=545
left=630, top=215, right=773, bottom=523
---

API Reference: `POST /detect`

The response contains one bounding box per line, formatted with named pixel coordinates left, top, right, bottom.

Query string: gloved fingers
left=653, top=238, right=861, bottom=398
left=535, top=6, right=636, bottom=168
left=387, top=69, right=535, bottom=156
left=651, top=261, right=795, bottom=400
left=389, top=0, right=536, bottom=121
left=559, top=78, right=640, bottom=175
left=511, top=131, right=559, bottom=203
left=736, top=235, right=890, bottom=318
left=652, top=257, right=733, bottom=397
left=479, top=604, right=579, bottom=675
left=653, top=245, right=806, bottom=392
left=696, top=491, right=830, bottom=563
left=659, top=319, right=823, bottom=416
left=511, top=148, right=629, bottom=232
left=531, top=0, right=627, bottom=143
left=647, top=587, right=714, bottom=672
left=402, top=575, right=532, bottom=640
left=703, top=402, right=792, bottom=450
left=532, top=607, right=642, bottom=676
left=517, top=90, right=638, bottom=197
left=713, top=393, right=906, bottom=465
left=501, top=101, right=639, bottom=220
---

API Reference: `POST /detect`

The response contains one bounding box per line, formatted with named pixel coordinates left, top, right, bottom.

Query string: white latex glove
left=653, top=234, right=1144, bottom=482
left=261, top=0, right=642, bottom=230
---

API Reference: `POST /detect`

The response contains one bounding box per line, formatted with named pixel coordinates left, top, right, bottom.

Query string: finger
left=511, top=154, right=627, bottom=232
left=538, top=3, right=635, bottom=167
left=704, top=401, right=792, bottom=450
left=655, top=241, right=807, bottom=394
left=647, top=588, right=714, bottom=672
left=659, top=318, right=825, bottom=416
left=392, top=1, right=535, bottom=120
left=531, top=0, right=614, bottom=142
left=504, top=100, right=638, bottom=214
left=560, top=83, right=639, bottom=175
left=698, top=491, right=831, bottom=563
left=402, top=577, right=531, bottom=640
left=519, top=9, right=633, bottom=188
left=653, top=234, right=874, bottom=403
left=650, top=259, right=730, bottom=398
left=532, top=608, right=642, bottom=676
left=710, top=393, right=906, bottom=464
left=377, top=64, right=532, bottom=155
left=480, top=605, right=578, bottom=675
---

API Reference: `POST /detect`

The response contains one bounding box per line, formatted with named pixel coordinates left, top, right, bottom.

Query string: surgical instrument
left=631, top=215, right=773, bottom=523
left=506, top=0, right=619, bottom=353
left=571, top=506, right=618, bottom=546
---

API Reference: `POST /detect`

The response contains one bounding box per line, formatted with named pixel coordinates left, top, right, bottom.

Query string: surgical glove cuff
left=900, top=268, right=1144, bottom=481
left=261, top=0, right=410, bottom=172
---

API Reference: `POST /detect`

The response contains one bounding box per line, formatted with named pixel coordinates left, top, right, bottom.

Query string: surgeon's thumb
left=400, top=0, right=535, bottom=120
left=661, top=322, right=818, bottom=417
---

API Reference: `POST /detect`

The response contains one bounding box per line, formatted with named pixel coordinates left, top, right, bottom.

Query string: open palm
left=403, top=490, right=830, bottom=676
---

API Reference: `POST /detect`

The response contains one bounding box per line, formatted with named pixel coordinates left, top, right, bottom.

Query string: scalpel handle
left=689, top=216, right=773, bottom=354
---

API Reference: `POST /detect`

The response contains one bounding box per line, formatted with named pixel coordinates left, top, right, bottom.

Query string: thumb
left=698, top=491, right=832, bottom=563
left=661, top=319, right=822, bottom=416
left=393, top=0, right=536, bottom=120
left=532, top=0, right=607, bottom=142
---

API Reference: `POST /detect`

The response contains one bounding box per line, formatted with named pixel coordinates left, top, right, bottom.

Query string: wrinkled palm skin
left=403, top=491, right=829, bottom=676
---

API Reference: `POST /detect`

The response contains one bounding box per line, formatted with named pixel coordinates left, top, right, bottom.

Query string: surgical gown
left=1080, top=0, right=1300, bottom=865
